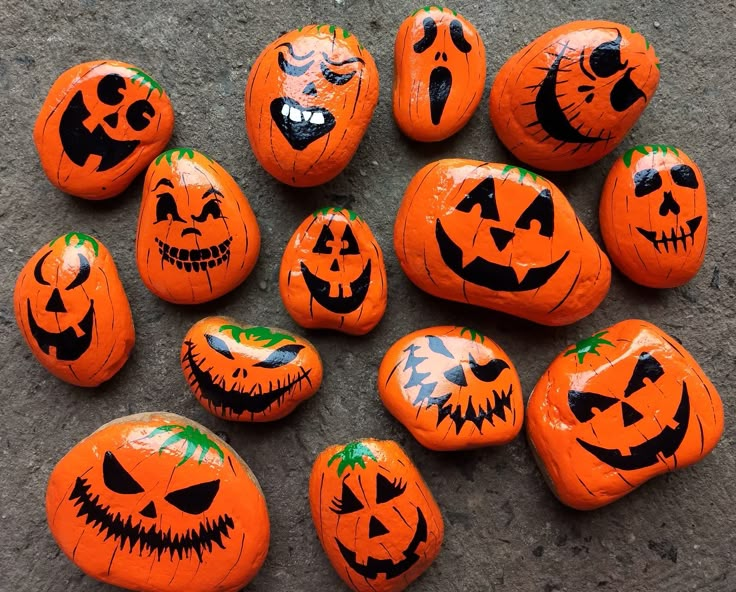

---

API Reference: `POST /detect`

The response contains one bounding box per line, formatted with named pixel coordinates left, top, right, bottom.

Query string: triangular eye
left=330, top=480, right=364, bottom=514
left=624, top=352, right=664, bottom=397
left=205, top=334, right=234, bottom=360
left=376, top=473, right=406, bottom=504
left=164, top=479, right=220, bottom=514
left=103, top=451, right=144, bottom=494
left=253, top=344, right=305, bottom=368
left=427, top=335, right=454, bottom=359
left=515, top=189, right=554, bottom=237
left=568, top=391, right=619, bottom=423
left=444, top=365, right=467, bottom=387
left=468, top=354, right=509, bottom=383
left=455, top=176, right=500, bottom=221
left=339, top=225, right=360, bottom=255
left=589, top=31, right=627, bottom=78
left=313, top=225, right=334, bottom=254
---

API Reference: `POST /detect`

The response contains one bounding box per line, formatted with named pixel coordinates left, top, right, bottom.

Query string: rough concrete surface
left=1, top=1, right=735, bottom=590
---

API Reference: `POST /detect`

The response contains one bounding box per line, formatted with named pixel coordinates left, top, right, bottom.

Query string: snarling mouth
left=270, top=97, right=336, bottom=150
left=300, top=260, right=371, bottom=314
left=27, top=299, right=94, bottom=361
left=155, top=237, right=232, bottom=272
left=424, top=387, right=514, bottom=435
left=69, top=477, right=233, bottom=561
left=436, top=219, right=569, bottom=292
left=636, top=217, right=702, bottom=254
left=429, top=67, right=452, bottom=125
left=336, top=507, right=427, bottom=580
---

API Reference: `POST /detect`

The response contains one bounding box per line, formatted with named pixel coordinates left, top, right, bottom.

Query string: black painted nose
left=490, top=227, right=514, bottom=251
left=659, top=190, right=681, bottom=216
left=45, top=288, right=66, bottom=313
left=182, top=227, right=202, bottom=237
left=330, top=259, right=340, bottom=272
left=140, top=501, right=157, bottom=519
left=303, top=82, right=317, bottom=96
left=369, top=516, right=389, bottom=538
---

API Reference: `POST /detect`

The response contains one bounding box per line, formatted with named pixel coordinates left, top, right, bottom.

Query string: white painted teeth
left=283, top=104, right=326, bottom=125
left=311, top=112, right=325, bottom=125
left=303, top=111, right=312, bottom=122
left=289, top=108, right=301, bottom=122
left=281, top=103, right=290, bottom=117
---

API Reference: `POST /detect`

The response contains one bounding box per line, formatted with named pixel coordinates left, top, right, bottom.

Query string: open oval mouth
left=300, top=260, right=372, bottom=314
left=270, top=97, right=336, bottom=150
left=27, top=299, right=95, bottom=361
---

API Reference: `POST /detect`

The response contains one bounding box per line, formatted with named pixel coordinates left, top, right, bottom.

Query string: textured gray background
left=1, top=1, right=734, bottom=591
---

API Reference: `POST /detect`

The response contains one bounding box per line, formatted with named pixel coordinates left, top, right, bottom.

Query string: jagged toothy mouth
left=420, top=386, right=515, bottom=435
left=270, top=97, right=336, bottom=150
left=155, top=237, right=232, bottom=273
left=26, top=299, right=95, bottom=361
left=636, top=217, right=702, bottom=254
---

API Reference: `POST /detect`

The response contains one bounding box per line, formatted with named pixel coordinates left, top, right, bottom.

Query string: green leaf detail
left=312, top=206, right=361, bottom=221
left=147, top=424, right=224, bottom=467
left=50, top=232, right=99, bottom=256
left=327, top=442, right=377, bottom=477
left=412, top=5, right=452, bottom=15
left=219, top=324, right=296, bottom=347
left=154, top=147, right=198, bottom=166
left=564, top=331, right=614, bottom=364
left=622, top=144, right=680, bottom=168
left=127, top=67, right=163, bottom=97
left=501, top=164, right=539, bottom=183
left=459, top=327, right=485, bottom=344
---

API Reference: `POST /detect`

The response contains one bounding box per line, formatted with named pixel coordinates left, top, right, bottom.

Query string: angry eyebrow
left=154, top=178, right=174, bottom=190
left=202, top=188, right=224, bottom=200
left=276, top=42, right=315, bottom=60
left=321, top=52, right=365, bottom=66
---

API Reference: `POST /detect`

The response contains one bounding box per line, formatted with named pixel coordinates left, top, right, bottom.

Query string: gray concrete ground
left=1, top=1, right=735, bottom=590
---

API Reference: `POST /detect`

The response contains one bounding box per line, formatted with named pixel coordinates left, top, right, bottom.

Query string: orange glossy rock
left=394, top=159, right=610, bottom=326
left=490, top=21, right=660, bottom=171
left=309, top=439, right=444, bottom=592
left=135, top=148, right=260, bottom=304
left=46, top=412, right=270, bottom=592
left=527, top=320, right=723, bottom=510
left=14, top=232, right=134, bottom=387
left=34, top=60, right=174, bottom=199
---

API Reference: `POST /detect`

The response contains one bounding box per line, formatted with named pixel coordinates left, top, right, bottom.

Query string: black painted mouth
left=435, top=219, right=569, bottom=292
left=427, top=387, right=514, bottom=435
left=155, top=237, right=232, bottom=273
left=335, top=506, right=427, bottom=580
left=300, top=260, right=371, bottom=314
left=429, top=66, right=452, bottom=125
left=270, top=97, right=336, bottom=151
left=27, top=299, right=94, bottom=361
left=636, top=217, right=702, bottom=254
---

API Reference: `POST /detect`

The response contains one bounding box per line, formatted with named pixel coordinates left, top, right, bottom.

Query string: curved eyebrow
left=276, top=42, right=315, bottom=60
left=321, top=52, right=365, bottom=66
left=154, top=178, right=174, bottom=190
left=202, top=188, right=224, bottom=200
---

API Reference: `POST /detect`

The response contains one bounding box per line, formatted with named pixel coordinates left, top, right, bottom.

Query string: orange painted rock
left=309, top=440, right=444, bottom=591
left=135, top=148, right=260, bottom=304
left=181, top=317, right=323, bottom=422
left=527, top=320, right=724, bottom=510
left=46, top=412, right=270, bottom=592
left=393, top=6, right=486, bottom=142
left=280, top=207, right=387, bottom=335
left=490, top=21, right=660, bottom=171
left=378, top=326, right=523, bottom=451
left=245, top=25, right=379, bottom=187
left=600, top=145, right=707, bottom=288
left=14, top=232, right=134, bottom=387
left=394, top=159, right=611, bottom=326
left=34, top=60, right=174, bottom=199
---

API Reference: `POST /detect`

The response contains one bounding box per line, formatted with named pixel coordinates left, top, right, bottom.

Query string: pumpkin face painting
left=181, top=317, right=323, bottom=422
left=14, top=233, right=134, bottom=387
left=393, top=6, right=486, bottom=142
left=490, top=21, right=660, bottom=171
left=379, top=326, right=523, bottom=451
left=310, top=440, right=444, bottom=592
left=34, top=60, right=174, bottom=199
left=136, top=148, right=260, bottom=304
left=280, top=208, right=387, bottom=335
left=395, top=159, right=610, bottom=325
left=527, top=320, right=723, bottom=510
left=245, top=25, right=379, bottom=187
left=600, top=145, right=707, bottom=288
left=46, top=412, right=270, bottom=592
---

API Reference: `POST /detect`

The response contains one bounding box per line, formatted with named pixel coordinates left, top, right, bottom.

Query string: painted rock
left=46, top=412, right=270, bottom=592
left=181, top=317, right=323, bottom=421
left=309, top=440, right=444, bottom=592
left=393, top=6, right=486, bottom=142
left=600, top=144, right=707, bottom=288
left=135, top=148, right=260, bottom=304
left=394, top=159, right=611, bottom=326
left=527, top=320, right=723, bottom=510
left=490, top=21, right=660, bottom=171
left=378, top=326, right=523, bottom=451
left=34, top=60, right=174, bottom=199
left=14, top=232, right=134, bottom=387
left=280, top=207, right=387, bottom=335
left=245, top=25, right=379, bottom=187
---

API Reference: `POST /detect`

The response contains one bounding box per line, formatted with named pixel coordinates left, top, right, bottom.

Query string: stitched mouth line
left=155, top=237, right=232, bottom=272
left=636, top=217, right=702, bottom=254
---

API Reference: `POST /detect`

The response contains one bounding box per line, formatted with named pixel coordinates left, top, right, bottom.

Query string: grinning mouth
left=636, top=217, right=702, bottom=254
left=270, top=97, right=336, bottom=150
left=427, top=387, right=514, bottom=435
left=27, top=299, right=95, bottom=361
left=429, top=67, right=452, bottom=125
left=69, top=477, right=233, bottom=561
left=300, top=260, right=372, bottom=314
left=155, top=237, right=232, bottom=273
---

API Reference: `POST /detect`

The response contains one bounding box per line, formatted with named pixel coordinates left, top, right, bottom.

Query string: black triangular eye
left=456, top=176, right=500, bottom=221
left=66, top=254, right=91, bottom=290
left=165, top=479, right=220, bottom=514
left=34, top=251, right=52, bottom=286
left=313, top=225, right=334, bottom=254
left=253, top=344, right=305, bottom=368
left=624, top=352, right=664, bottom=397
left=449, top=19, right=471, bottom=53
left=330, top=480, right=364, bottom=514
left=589, top=31, right=627, bottom=78
left=206, top=334, right=234, bottom=359
left=634, top=169, right=663, bottom=197
left=610, top=69, right=646, bottom=112
left=103, top=451, right=144, bottom=494
left=444, top=365, right=467, bottom=386
left=427, top=335, right=454, bottom=359
left=671, top=164, right=699, bottom=189
left=568, top=391, right=619, bottom=423
left=413, top=17, right=437, bottom=53
left=155, top=192, right=185, bottom=223
left=376, top=473, right=406, bottom=504
left=515, top=189, right=554, bottom=237
left=339, top=225, right=360, bottom=255
left=468, top=353, right=509, bottom=382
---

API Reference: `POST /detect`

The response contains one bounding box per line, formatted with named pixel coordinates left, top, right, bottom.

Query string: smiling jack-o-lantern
left=379, top=326, right=523, bottom=451
left=34, top=60, right=174, bottom=199
left=310, top=440, right=444, bottom=592
left=526, top=320, right=723, bottom=510
left=393, top=6, right=486, bottom=142
left=181, top=316, right=323, bottom=421
left=245, top=25, right=379, bottom=187
left=135, top=148, right=260, bottom=304
left=600, top=145, right=707, bottom=288
left=280, top=207, right=387, bottom=335
left=14, top=232, right=134, bottom=387
left=395, top=159, right=610, bottom=325
left=46, top=412, right=270, bottom=592
left=490, top=21, right=660, bottom=171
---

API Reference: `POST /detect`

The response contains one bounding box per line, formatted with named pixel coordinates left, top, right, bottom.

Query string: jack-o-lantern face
left=490, top=21, right=660, bottom=171
left=14, top=233, right=135, bottom=387
left=181, top=316, right=323, bottom=422
left=280, top=207, right=387, bottom=335
left=135, top=148, right=261, bottom=304
left=34, top=60, right=174, bottom=199
left=600, top=145, right=707, bottom=288
left=379, top=326, right=523, bottom=451
left=46, top=412, right=270, bottom=592
left=526, top=320, right=724, bottom=510
left=245, top=25, right=379, bottom=187
left=309, top=440, right=444, bottom=592
left=393, top=6, right=486, bottom=142
left=395, top=159, right=610, bottom=325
